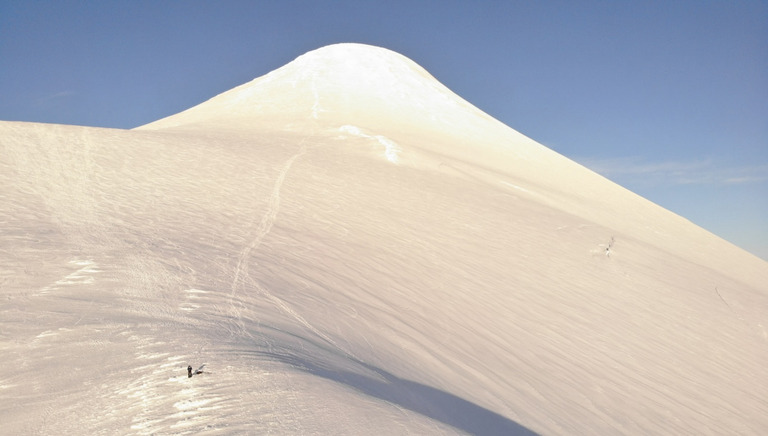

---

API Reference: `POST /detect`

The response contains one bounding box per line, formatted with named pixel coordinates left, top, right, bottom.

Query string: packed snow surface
left=2, top=43, right=767, bottom=435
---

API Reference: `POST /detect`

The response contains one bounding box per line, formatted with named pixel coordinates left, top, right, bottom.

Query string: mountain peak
left=286, top=43, right=429, bottom=76
left=138, top=43, right=563, bottom=191
left=137, top=43, right=502, bottom=137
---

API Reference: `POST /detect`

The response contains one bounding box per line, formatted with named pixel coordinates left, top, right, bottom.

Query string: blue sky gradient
left=1, top=0, right=766, bottom=259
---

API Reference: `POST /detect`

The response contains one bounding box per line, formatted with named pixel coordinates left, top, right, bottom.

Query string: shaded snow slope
left=2, top=44, right=768, bottom=434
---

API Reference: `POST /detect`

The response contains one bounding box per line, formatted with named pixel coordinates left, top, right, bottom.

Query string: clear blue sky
left=1, top=0, right=766, bottom=260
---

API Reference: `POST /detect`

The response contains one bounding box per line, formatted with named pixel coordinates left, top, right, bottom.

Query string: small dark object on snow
left=188, top=364, right=204, bottom=378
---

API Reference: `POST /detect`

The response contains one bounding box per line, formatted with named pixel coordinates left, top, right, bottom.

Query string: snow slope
left=2, top=43, right=767, bottom=435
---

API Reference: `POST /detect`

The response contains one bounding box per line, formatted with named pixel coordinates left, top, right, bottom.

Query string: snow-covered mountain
left=2, top=43, right=767, bottom=435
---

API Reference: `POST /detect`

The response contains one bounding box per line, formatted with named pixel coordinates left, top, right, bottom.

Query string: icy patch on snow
left=339, top=125, right=401, bottom=164
left=35, top=330, right=57, bottom=339
left=38, top=259, right=100, bottom=295
left=179, top=288, right=210, bottom=312
left=501, top=181, right=533, bottom=194
left=173, top=396, right=222, bottom=411
left=136, top=352, right=170, bottom=360
left=339, top=125, right=363, bottom=135
left=376, top=136, right=400, bottom=164
left=179, top=303, right=200, bottom=312
left=34, top=327, right=72, bottom=340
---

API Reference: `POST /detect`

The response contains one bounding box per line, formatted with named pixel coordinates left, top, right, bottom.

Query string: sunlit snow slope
left=2, top=43, right=767, bottom=435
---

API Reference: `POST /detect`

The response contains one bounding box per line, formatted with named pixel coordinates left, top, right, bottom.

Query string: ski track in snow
left=230, top=141, right=306, bottom=280
left=226, top=133, right=355, bottom=360
left=229, top=141, right=307, bottom=321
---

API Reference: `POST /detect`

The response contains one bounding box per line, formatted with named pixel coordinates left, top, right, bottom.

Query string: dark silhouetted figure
left=188, top=364, right=204, bottom=378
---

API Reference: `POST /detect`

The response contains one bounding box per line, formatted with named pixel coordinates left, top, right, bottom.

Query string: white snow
left=339, top=125, right=401, bottom=163
left=1, top=43, right=767, bottom=435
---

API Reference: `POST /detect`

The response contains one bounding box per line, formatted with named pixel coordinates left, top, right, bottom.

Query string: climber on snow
left=188, top=364, right=204, bottom=378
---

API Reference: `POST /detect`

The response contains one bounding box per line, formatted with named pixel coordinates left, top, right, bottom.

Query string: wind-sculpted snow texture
left=1, top=44, right=767, bottom=435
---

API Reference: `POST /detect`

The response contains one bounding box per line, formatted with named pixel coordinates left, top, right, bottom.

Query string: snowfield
left=2, top=43, right=767, bottom=435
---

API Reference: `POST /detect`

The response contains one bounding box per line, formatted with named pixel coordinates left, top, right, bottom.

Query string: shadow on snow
left=254, top=346, right=538, bottom=436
